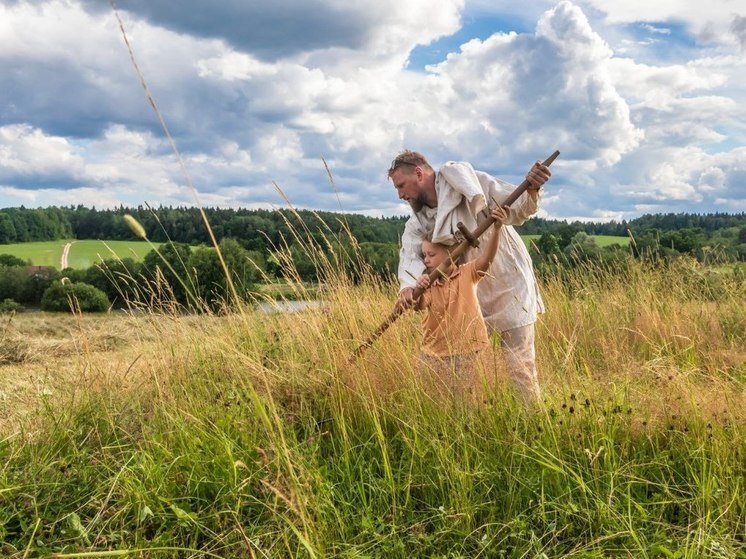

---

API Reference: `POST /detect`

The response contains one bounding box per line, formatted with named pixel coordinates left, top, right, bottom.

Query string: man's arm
left=477, top=160, right=551, bottom=225
left=397, top=217, right=426, bottom=308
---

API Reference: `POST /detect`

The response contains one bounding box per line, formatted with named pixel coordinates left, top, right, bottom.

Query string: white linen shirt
left=398, top=161, right=545, bottom=333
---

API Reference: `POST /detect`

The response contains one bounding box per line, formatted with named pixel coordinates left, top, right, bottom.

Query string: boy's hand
left=491, top=204, right=509, bottom=226
left=415, top=274, right=431, bottom=289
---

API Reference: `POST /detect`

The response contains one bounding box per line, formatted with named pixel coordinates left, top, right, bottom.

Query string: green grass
left=0, top=240, right=158, bottom=269
left=522, top=234, right=629, bottom=248
left=0, top=240, right=66, bottom=268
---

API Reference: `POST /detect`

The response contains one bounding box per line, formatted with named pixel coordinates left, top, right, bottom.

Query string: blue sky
left=0, top=0, right=744, bottom=221
left=409, top=13, right=532, bottom=70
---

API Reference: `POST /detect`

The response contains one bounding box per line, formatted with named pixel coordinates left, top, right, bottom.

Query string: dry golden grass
left=0, top=312, right=158, bottom=436
left=1, top=257, right=743, bottom=440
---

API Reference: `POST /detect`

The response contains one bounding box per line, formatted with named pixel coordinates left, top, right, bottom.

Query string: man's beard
left=408, top=198, right=424, bottom=212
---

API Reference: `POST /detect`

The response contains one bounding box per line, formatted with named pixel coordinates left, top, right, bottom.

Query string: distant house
left=24, top=265, right=56, bottom=278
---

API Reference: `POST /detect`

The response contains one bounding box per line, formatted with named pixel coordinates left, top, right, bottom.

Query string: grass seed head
left=124, top=214, right=147, bottom=240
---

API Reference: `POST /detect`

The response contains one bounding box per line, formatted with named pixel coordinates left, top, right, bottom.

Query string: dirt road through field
left=60, top=242, right=73, bottom=269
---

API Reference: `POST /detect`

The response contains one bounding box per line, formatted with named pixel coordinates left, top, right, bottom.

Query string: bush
left=85, top=257, right=143, bottom=308
left=0, top=266, right=28, bottom=301
left=40, top=281, right=111, bottom=313
left=19, top=267, right=59, bottom=306
left=0, top=298, right=23, bottom=314
left=0, top=254, right=27, bottom=267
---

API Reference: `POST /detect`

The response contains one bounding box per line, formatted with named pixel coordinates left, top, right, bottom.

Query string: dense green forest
left=0, top=206, right=406, bottom=248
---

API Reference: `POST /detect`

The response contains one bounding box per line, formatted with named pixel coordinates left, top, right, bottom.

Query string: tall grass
left=0, top=216, right=744, bottom=558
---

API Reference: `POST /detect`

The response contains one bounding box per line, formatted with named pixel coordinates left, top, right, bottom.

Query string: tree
left=188, top=239, right=261, bottom=310
left=142, top=242, right=195, bottom=307
left=563, top=232, right=601, bottom=264
left=0, top=215, right=17, bottom=243
left=357, top=242, right=399, bottom=280
left=19, top=267, right=59, bottom=306
left=0, top=267, right=28, bottom=301
left=535, top=233, right=561, bottom=256
left=85, top=257, right=143, bottom=308
left=189, top=246, right=226, bottom=310
left=219, top=237, right=261, bottom=294
left=0, top=254, right=27, bottom=267
left=41, top=281, right=110, bottom=313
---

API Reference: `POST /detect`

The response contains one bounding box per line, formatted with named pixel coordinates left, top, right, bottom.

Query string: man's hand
left=526, top=161, right=551, bottom=191
left=396, top=287, right=416, bottom=310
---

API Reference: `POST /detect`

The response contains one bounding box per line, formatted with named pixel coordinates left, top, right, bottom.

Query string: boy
left=414, top=204, right=509, bottom=402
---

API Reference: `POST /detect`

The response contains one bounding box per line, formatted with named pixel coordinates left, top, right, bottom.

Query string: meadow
left=0, top=243, right=744, bottom=558
left=521, top=234, right=628, bottom=248
left=0, top=240, right=157, bottom=269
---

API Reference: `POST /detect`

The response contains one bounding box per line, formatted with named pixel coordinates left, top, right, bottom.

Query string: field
left=0, top=236, right=629, bottom=270
left=0, top=250, right=744, bottom=557
left=522, top=234, right=629, bottom=248
left=0, top=240, right=157, bottom=269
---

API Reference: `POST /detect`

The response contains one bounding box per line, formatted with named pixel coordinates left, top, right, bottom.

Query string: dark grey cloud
left=0, top=59, right=152, bottom=138
left=87, top=0, right=372, bottom=60
left=731, top=15, right=746, bottom=50
left=0, top=173, right=87, bottom=190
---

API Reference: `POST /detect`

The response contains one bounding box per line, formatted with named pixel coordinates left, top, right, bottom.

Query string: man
left=388, top=150, right=551, bottom=404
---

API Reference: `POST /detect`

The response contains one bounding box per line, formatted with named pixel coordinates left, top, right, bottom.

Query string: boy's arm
left=474, top=205, right=509, bottom=273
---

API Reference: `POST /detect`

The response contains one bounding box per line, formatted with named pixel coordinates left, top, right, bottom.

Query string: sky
left=1, top=0, right=745, bottom=222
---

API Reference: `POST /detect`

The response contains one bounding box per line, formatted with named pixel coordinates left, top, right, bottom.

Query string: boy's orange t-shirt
left=420, top=260, right=489, bottom=358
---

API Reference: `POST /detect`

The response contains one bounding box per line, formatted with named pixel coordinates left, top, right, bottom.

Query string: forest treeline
left=2, top=205, right=745, bottom=249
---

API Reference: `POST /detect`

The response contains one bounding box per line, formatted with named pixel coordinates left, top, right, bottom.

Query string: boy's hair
left=421, top=234, right=464, bottom=266
left=387, top=150, right=434, bottom=178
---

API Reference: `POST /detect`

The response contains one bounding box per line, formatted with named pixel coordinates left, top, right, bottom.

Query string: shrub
left=0, top=336, right=29, bottom=364
left=85, top=257, right=143, bottom=308
left=0, top=298, right=23, bottom=313
left=19, top=267, right=59, bottom=306
left=40, top=281, right=111, bottom=313
left=0, top=254, right=27, bottom=267
left=0, top=266, right=28, bottom=301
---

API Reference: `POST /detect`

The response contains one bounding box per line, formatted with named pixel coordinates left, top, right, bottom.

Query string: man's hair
left=387, top=150, right=433, bottom=178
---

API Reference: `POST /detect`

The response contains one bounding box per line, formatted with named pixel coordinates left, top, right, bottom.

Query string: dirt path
left=60, top=242, right=73, bottom=269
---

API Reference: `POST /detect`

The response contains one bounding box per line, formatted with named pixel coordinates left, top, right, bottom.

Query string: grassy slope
left=0, top=240, right=157, bottom=269
left=0, top=237, right=628, bottom=269
left=522, top=234, right=629, bottom=248
left=0, top=240, right=67, bottom=268
left=0, top=253, right=743, bottom=558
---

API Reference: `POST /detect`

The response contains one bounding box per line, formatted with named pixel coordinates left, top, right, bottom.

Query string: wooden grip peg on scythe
left=349, top=150, right=560, bottom=362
